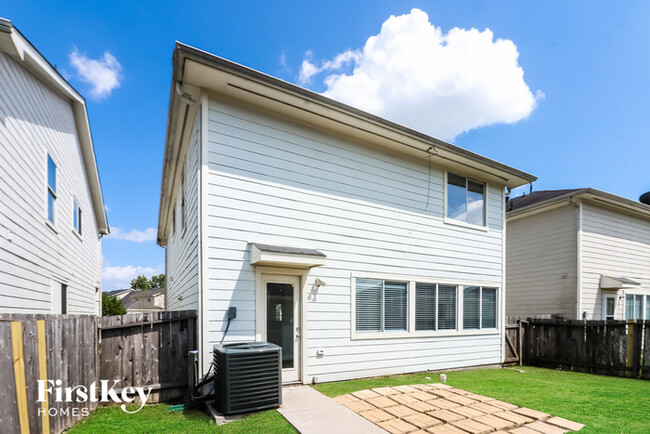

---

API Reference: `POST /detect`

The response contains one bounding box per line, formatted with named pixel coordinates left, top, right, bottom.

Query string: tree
left=102, top=293, right=126, bottom=316
left=130, top=274, right=152, bottom=291
left=150, top=273, right=166, bottom=289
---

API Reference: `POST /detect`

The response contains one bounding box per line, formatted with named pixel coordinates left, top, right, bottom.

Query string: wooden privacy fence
left=99, top=310, right=197, bottom=402
left=521, top=319, right=650, bottom=379
left=0, top=310, right=197, bottom=434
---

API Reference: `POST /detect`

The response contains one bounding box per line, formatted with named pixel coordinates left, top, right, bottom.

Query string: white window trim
left=72, top=198, right=82, bottom=240
left=443, top=170, right=489, bottom=231
left=624, top=291, right=650, bottom=320
left=350, top=272, right=500, bottom=340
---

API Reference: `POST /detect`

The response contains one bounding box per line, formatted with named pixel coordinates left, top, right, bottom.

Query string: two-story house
left=0, top=18, right=109, bottom=315
left=158, top=43, right=536, bottom=383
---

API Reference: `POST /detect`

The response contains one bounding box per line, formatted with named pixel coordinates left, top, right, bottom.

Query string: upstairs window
left=47, top=155, right=57, bottom=223
left=355, top=278, right=407, bottom=332
left=447, top=173, right=485, bottom=226
left=73, top=199, right=82, bottom=235
left=181, top=167, right=186, bottom=233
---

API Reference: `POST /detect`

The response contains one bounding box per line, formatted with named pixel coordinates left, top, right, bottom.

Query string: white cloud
left=106, top=227, right=157, bottom=243
left=69, top=47, right=122, bottom=99
left=102, top=264, right=163, bottom=291
left=301, top=8, right=541, bottom=140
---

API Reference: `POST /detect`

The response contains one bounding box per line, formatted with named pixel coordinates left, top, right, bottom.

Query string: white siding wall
left=506, top=205, right=578, bottom=319
left=203, top=97, right=505, bottom=382
left=0, top=52, right=101, bottom=314
left=165, top=112, right=200, bottom=311
left=580, top=202, right=650, bottom=320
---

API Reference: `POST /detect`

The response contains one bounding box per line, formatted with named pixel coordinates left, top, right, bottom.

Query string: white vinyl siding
left=581, top=203, right=650, bottom=320
left=0, top=52, right=101, bottom=314
left=202, top=97, right=505, bottom=382
left=506, top=205, right=578, bottom=318
left=165, top=112, right=201, bottom=311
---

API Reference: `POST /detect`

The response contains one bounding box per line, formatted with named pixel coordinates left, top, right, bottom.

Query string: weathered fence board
left=0, top=310, right=196, bottom=434
left=521, top=318, right=647, bottom=379
left=98, top=310, right=197, bottom=403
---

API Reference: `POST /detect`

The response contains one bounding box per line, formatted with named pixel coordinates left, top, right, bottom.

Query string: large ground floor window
left=353, top=275, right=499, bottom=337
left=625, top=293, right=650, bottom=320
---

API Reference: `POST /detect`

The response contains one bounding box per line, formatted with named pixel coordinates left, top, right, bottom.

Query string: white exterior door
left=603, top=294, right=617, bottom=320
left=262, top=274, right=301, bottom=383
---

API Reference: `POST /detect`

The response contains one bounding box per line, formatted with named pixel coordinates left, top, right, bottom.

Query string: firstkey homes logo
left=37, top=379, right=153, bottom=416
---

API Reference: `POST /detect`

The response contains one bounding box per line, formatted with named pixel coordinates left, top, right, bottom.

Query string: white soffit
left=250, top=243, right=326, bottom=268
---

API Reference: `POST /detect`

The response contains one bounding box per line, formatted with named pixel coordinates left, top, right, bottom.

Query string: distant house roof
left=0, top=17, right=109, bottom=234
left=506, top=188, right=650, bottom=220
left=506, top=189, right=583, bottom=212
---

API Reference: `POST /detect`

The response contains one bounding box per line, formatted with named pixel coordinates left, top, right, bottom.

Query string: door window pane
left=463, top=286, right=480, bottom=329
left=356, top=279, right=382, bottom=332
left=438, top=285, right=457, bottom=330
left=415, top=282, right=436, bottom=331
left=266, top=283, right=294, bottom=369
left=384, top=281, right=407, bottom=331
left=482, top=287, right=497, bottom=328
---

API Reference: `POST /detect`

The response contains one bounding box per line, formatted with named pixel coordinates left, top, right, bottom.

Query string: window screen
left=463, top=286, right=480, bottom=329
left=438, top=285, right=457, bottom=330
left=482, top=287, right=497, bottom=328
left=415, top=282, right=436, bottom=331
left=355, top=278, right=382, bottom=332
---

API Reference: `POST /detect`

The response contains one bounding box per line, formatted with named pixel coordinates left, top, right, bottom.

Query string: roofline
left=157, top=42, right=537, bottom=244
left=507, top=188, right=650, bottom=221
left=0, top=18, right=109, bottom=235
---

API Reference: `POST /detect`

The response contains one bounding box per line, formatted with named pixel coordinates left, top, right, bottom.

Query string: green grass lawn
left=313, top=366, right=650, bottom=433
left=67, top=403, right=296, bottom=434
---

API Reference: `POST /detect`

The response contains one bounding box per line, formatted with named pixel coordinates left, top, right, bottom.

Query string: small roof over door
left=600, top=275, right=641, bottom=290
left=250, top=243, right=326, bottom=268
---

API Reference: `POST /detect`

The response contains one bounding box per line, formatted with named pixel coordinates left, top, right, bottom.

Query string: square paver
left=446, top=394, right=478, bottom=406
left=392, top=385, right=419, bottom=394
left=403, top=413, right=443, bottom=429
left=526, top=421, right=568, bottom=434
left=488, top=400, right=519, bottom=411
left=546, top=416, right=585, bottom=431
left=495, top=410, right=534, bottom=425
left=408, top=391, right=438, bottom=401
left=428, top=399, right=461, bottom=410
left=384, top=405, right=420, bottom=418
left=427, top=383, right=452, bottom=389
left=390, top=393, right=421, bottom=405
left=451, top=418, right=494, bottom=434
left=351, top=389, right=381, bottom=400
left=358, top=408, right=394, bottom=423
left=510, top=427, right=543, bottom=434
left=469, top=402, right=504, bottom=414
left=513, top=406, right=551, bottom=420
left=428, top=409, right=465, bottom=423
left=426, top=424, right=468, bottom=434
left=473, top=414, right=516, bottom=431
left=378, top=418, right=418, bottom=434
left=411, top=384, right=437, bottom=391
left=428, top=389, right=458, bottom=399
left=446, top=387, right=473, bottom=395
left=373, top=386, right=401, bottom=396
left=406, top=400, right=440, bottom=413
left=367, top=395, right=399, bottom=409
left=333, top=395, right=358, bottom=406
left=447, top=405, right=485, bottom=419
left=343, top=400, right=376, bottom=412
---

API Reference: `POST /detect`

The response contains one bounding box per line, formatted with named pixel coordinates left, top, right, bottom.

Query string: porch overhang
left=250, top=243, right=326, bottom=268
left=600, top=275, right=641, bottom=290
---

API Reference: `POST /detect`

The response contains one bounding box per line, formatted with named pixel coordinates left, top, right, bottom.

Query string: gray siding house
left=0, top=19, right=109, bottom=315
left=506, top=189, right=650, bottom=321
left=158, top=43, right=536, bottom=383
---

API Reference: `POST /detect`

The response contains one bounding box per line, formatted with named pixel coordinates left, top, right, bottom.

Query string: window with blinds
left=438, top=285, right=457, bottom=330
left=415, top=283, right=436, bottom=331
left=355, top=279, right=406, bottom=332
left=463, top=286, right=498, bottom=330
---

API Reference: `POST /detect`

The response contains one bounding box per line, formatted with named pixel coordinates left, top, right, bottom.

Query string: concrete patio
left=332, top=383, right=585, bottom=434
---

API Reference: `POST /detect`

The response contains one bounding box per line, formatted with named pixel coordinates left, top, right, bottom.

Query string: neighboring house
left=0, top=18, right=109, bottom=315
left=157, top=43, right=536, bottom=383
left=506, top=188, right=650, bottom=321
left=118, top=288, right=166, bottom=313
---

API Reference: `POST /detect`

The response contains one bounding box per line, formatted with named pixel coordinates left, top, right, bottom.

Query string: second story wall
left=506, top=204, right=578, bottom=318
left=0, top=52, right=101, bottom=314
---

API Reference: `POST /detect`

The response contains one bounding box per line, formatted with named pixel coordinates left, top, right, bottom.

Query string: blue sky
left=4, top=1, right=650, bottom=290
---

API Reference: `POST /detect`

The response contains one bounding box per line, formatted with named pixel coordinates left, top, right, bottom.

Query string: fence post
left=626, top=319, right=637, bottom=378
